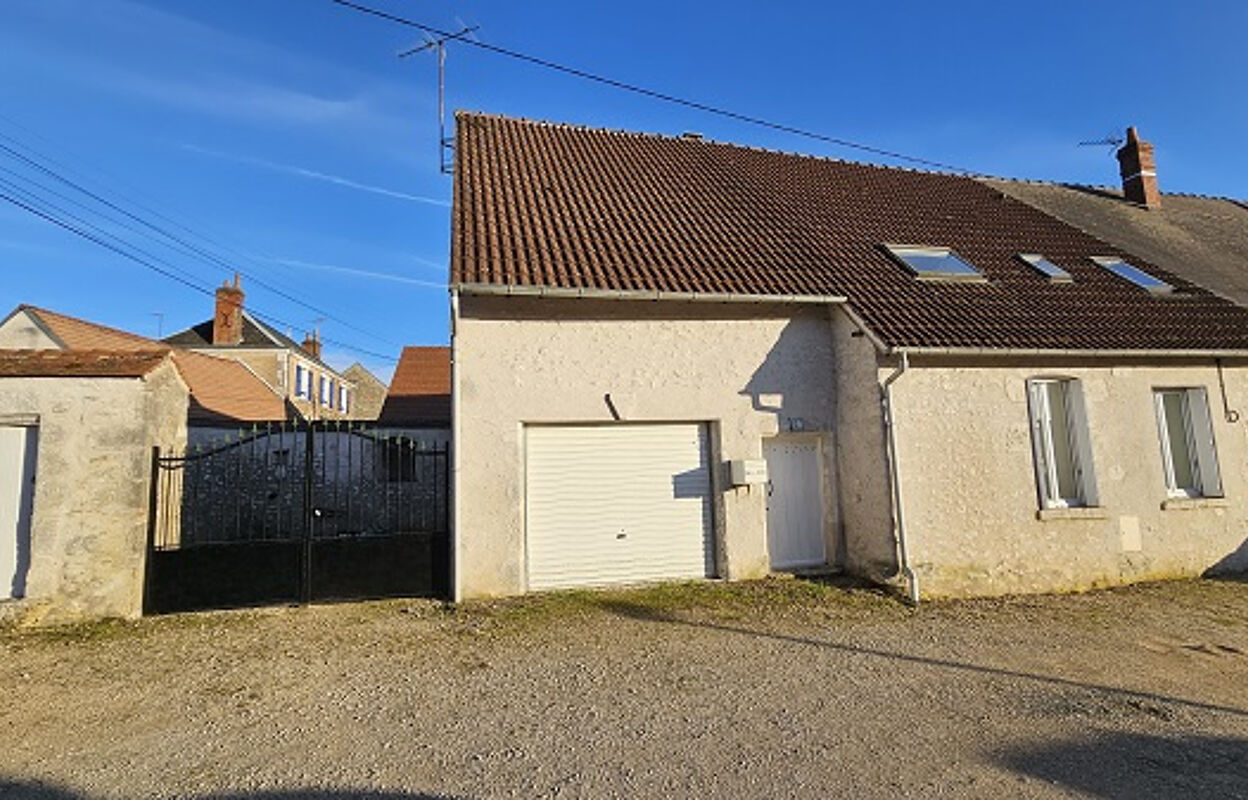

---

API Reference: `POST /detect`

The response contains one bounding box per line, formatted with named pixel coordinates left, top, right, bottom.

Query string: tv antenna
left=150, top=311, right=164, bottom=339
left=399, top=23, right=479, bottom=175
left=1078, top=131, right=1126, bottom=155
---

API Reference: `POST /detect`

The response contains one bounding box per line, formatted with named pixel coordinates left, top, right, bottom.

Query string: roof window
left=1091, top=256, right=1172, bottom=294
left=1017, top=253, right=1073, bottom=283
left=883, top=245, right=986, bottom=282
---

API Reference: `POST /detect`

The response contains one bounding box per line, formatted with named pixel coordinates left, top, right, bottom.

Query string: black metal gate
left=144, top=421, right=449, bottom=614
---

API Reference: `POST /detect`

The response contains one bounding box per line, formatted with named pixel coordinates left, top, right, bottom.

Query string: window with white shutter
left=1027, top=378, right=1098, bottom=509
left=1154, top=388, right=1222, bottom=498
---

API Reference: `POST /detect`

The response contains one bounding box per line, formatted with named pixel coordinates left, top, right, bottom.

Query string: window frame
left=1153, top=387, right=1222, bottom=498
left=881, top=244, right=988, bottom=283
left=294, top=364, right=306, bottom=399
left=1091, top=256, right=1173, bottom=294
left=1016, top=253, right=1073, bottom=283
left=1026, top=378, right=1098, bottom=509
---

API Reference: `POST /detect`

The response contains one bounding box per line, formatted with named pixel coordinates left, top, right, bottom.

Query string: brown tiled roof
left=16, top=306, right=288, bottom=423
left=453, top=113, right=1248, bottom=352
left=985, top=181, right=1248, bottom=310
left=0, top=349, right=171, bottom=378
left=378, top=346, right=450, bottom=426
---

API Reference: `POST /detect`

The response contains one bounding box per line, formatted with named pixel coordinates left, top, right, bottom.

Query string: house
left=163, top=275, right=356, bottom=420
left=342, top=362, right=388, bottom=420
left=0, top=350, right=187, bottom=623
left=449, top=112, right=1248, bottom=601
left=378, top=346, right=451, bottom=428
left=0, top=305, right=289, bottom=431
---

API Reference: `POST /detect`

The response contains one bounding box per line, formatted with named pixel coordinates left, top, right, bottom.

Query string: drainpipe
left=882, top=352, right=919, bottom=605
left=450, top=288, right=462, bottom=604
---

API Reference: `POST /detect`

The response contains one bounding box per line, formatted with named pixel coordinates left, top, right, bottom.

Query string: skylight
left=883, top=245, right=986, bottom=282
left=1017, top=253, right=1073, bottom=283
left=1091, top=256, right=1173, bottom=294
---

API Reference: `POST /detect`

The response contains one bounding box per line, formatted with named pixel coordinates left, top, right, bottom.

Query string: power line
left=331, top=0, right=973, bottom=174
left=0, top=187, right=398, bottom=362
left=0, top=135, right=407, bottom=348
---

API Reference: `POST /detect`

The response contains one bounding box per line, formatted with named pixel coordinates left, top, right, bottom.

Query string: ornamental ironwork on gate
left=144, top=421, right=449, bottom=614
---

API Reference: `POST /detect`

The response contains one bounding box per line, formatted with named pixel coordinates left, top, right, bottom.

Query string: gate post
left=142, top=445, right=160, bottom=616
left=301, top=423, right=314, bottom=604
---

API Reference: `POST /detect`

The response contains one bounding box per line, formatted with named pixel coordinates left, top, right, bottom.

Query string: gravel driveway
left=2, top=577, right=1247, bottom=799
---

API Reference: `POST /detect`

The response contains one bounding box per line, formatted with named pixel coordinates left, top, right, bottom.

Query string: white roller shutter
left=525, top=424, right=714, bottom=590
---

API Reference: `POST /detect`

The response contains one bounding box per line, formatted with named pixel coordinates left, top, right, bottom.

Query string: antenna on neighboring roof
left=150, top=312, right=164, bottom=339
left=1078, top=131, right=1127, bottom=155
left=398, top=22, right=479, bottom=175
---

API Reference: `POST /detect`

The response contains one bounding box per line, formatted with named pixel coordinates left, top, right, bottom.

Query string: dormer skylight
left=1017, top=253, right=1073, bottom=283
left=883, top=245, right=986, bottom=282
left=1091, top=256, right=1173, bottom=294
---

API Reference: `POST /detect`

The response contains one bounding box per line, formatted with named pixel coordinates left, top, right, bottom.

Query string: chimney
left=301, top=331, right=322, bottom=360
left=212, top=273, right=244, bottom=345
left=1116, top=126, right=1161, bottom=209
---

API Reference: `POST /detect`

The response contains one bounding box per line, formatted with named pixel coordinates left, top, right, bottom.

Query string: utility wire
left=0, top=136, right=404, bottom=346
left=0, top=187, right=398, bottom=362
left=332, top=0, right=973, bottom=174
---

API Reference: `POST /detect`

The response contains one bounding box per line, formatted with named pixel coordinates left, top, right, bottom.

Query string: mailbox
left=729, top=459, right=768, bottom=486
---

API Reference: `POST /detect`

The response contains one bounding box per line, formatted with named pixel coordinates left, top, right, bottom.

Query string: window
left=294, top=365, right=306, bottom=399
left=339, top=385, right=349, bottom=413
left=1027, top=379, right=1097, bottom=508
left=883, top=244, right=986, bottom=282
left=1153, top=388, right=1222, bottom=498
left=1017, top=253, right=1073, bottom=283
left=319, top=376, right=330, bottom=406
left=1091, top=256, right=1173, bottom=294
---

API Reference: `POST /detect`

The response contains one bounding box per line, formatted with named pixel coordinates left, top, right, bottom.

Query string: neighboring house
left=0, top=305, right=289, bottom=430
left=449, top=112, right=1248, bottom=601
left=342, top=362, right=388, bottom=420
left=163, top=275, right=356, bottom=420
left=0, top=350, right=188, bottom=623
left=378, top=346, right=450, bottom=428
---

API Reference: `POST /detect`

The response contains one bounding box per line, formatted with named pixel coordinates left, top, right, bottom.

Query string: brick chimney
left=212, top=273, right=244, bottom=345
left=301, top=331, right=322, bottom=360
left=1116, top=126, right=1161, bottom=209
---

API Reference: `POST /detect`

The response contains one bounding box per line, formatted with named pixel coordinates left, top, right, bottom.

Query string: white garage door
left=525, top=424, right=715, bottom=590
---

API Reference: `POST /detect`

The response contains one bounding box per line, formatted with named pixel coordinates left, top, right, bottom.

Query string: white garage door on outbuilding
left=525, top=423, right=715, bottom=590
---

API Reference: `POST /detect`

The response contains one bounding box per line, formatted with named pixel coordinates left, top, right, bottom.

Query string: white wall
left=454, top=296, right=844, bottom=598
left=889, top=357, right=1248, bottom=596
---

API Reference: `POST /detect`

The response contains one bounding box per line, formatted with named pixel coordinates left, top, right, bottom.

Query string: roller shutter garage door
left=525, top=424, right=715, bottom=590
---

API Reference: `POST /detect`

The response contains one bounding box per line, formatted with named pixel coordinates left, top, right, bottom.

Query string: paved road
left=3, top=578, right=1247, bottom=799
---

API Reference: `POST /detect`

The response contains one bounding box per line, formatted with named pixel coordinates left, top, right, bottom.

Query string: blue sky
left=1, top=0, right=1245, bottom=382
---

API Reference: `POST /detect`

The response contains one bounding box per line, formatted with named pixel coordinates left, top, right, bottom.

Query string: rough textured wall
left=455, top=296, right=840, bottom=598
left=0, top=311, right=60, bottom=349
left=343, top=364, right=387, bottom=420
left=0, top=364, right=188, bottom=623
left=830, top=311, right=897, bottom=580
left=890, top=358, right=1248, bottom=597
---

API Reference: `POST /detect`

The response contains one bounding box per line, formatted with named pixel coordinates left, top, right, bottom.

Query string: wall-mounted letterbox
left=729, top=459, right=768, bottom=486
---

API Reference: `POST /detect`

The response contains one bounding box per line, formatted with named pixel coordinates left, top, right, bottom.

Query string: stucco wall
left=0, top=364, right=188, bottom=623
left=0, top=311, right=60, bottom=349
left=890, top=358, right=1248, bottom=597
left=454, top=296, right=843, bottom=598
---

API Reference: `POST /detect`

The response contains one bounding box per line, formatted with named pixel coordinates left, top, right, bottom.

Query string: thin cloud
left=182, top=144, right=450, bottom=207
left=271, top=257, right=447, bottom=289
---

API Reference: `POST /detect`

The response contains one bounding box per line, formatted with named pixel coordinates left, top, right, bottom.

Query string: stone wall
left=0, top=363, right=188, bottom=624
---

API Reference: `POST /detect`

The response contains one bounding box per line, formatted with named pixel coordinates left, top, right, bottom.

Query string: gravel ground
left=2, top=577, right=1247, bottom=800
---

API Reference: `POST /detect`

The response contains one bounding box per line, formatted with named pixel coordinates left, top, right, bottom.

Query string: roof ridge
left=455, top=110, right=970, bottom=179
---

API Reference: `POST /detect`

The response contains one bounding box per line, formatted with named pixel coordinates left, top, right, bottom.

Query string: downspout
left=882, top=352, right=919, bottom=605
left=450, top=288, right=462, bottom=603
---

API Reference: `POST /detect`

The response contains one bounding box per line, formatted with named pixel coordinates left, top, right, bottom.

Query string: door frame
left=763, top=432, right=831, bottom=571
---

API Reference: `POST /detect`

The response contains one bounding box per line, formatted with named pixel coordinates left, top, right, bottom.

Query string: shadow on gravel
left=596, top=601, right=1248, bottom=719
left=0, top=780, right=466, bottom=800
left=996, top=733, right=1248, bottom=798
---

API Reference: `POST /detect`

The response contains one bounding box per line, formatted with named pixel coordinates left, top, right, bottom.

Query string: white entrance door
left=1, top=426, right=37, bottom=599
left=526, top=424, right=714, bottom=590
left=764, top=437, right=826, bottom=570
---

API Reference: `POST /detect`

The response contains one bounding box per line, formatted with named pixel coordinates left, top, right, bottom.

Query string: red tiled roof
left=0, top=349, right=171, bottom=378
left=453, top=113, right=1248, bottom=351
left=16, top=307, right=288, bottom=422
left=378, top=346, right=450, bottom=425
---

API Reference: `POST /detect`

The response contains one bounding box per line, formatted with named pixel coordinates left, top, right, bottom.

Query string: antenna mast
left=399, top=25, right=479, bottom=174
